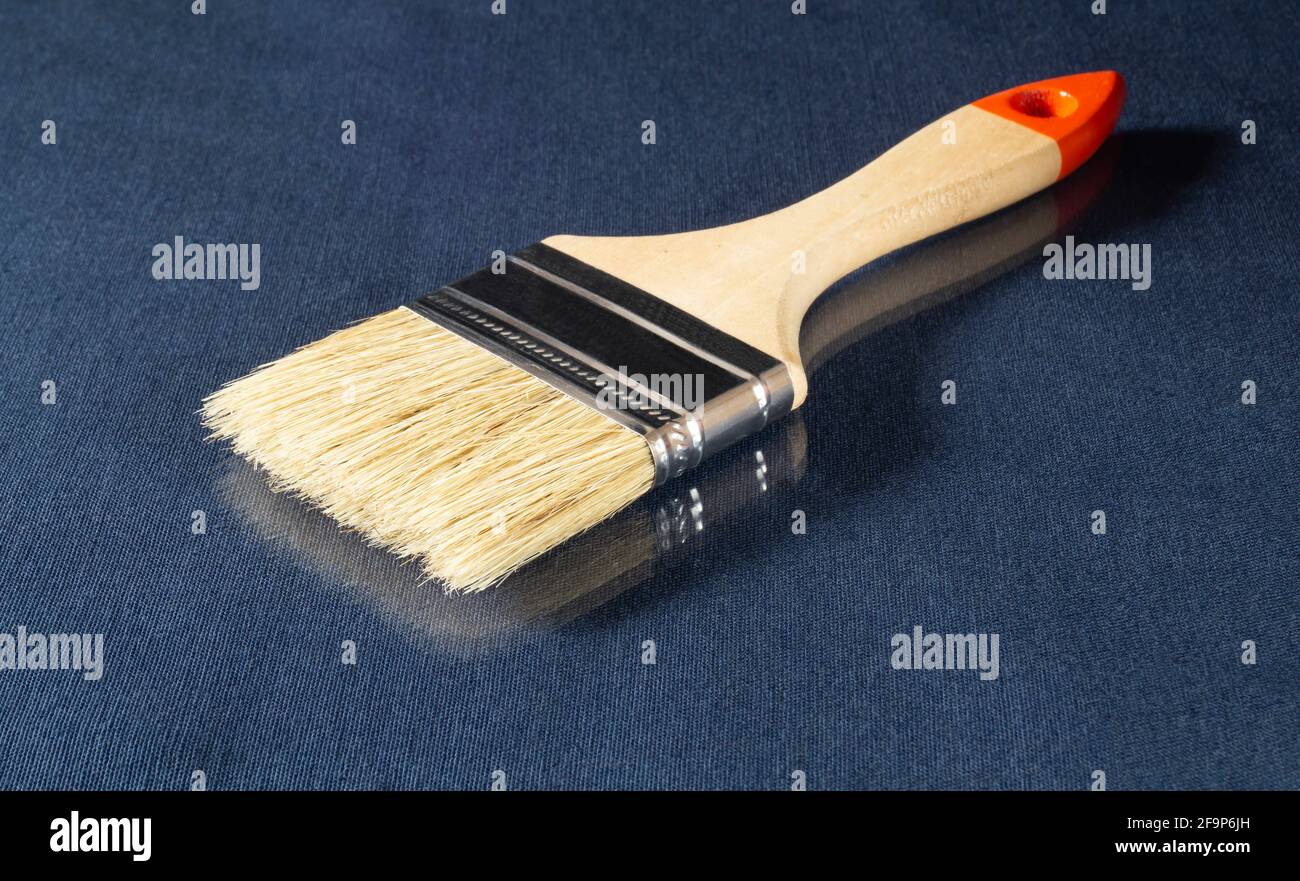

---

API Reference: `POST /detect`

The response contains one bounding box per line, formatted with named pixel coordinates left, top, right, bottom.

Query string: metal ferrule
left=405, top=243, right=794, bottom=486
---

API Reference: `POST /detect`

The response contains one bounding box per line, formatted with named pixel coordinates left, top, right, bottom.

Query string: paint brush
left=202, top=71, right=1125, bottom=592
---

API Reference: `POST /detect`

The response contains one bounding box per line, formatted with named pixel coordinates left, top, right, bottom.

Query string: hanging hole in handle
left=1009, top=88, right=1080, bottom=118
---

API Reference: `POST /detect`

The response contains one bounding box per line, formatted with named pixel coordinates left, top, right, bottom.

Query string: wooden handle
left=546, top=71, right=1124, bottom=406
left=800, top=189, right=1061, bottom=377
left=801, top=132, right=1117, bottom=375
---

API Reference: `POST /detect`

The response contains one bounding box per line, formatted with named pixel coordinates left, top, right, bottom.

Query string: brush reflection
left=215, top=137, right=1117, bottom=650
left=216, top=413, right=808, bottom=651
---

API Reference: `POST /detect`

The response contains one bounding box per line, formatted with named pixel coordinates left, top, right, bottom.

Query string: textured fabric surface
left=0, top=0, right=1295, bottom=790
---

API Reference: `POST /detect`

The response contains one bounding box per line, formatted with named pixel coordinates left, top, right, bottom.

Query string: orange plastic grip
left=973, top=71, right=1125, bottom=179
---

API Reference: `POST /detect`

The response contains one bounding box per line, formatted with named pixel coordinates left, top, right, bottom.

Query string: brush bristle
left=202, top=307, right=656, bottom=592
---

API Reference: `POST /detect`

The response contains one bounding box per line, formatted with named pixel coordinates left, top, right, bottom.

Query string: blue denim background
left=0, top=0, right=1295, bottom=790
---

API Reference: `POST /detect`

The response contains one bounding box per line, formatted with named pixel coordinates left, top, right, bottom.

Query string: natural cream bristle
left=202, top=307, right=656, bottom=592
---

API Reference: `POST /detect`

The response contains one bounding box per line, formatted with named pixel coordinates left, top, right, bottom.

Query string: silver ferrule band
left=407, top=243, right=795, bottom=486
